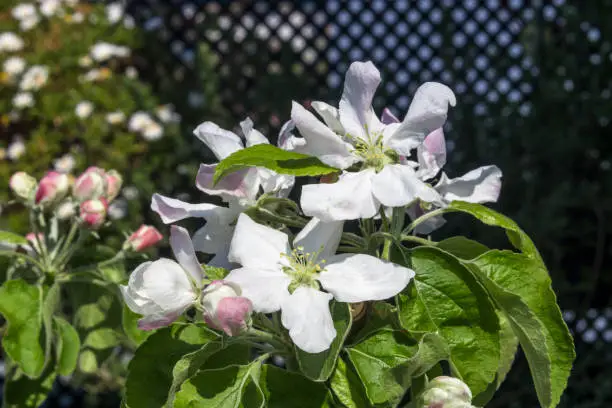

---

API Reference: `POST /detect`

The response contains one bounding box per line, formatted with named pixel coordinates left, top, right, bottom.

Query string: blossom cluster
left=122, top=61, right=502, bottom=354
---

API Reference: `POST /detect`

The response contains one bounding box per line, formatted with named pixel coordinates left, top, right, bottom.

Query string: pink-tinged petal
left=406, top=203, right=447, bottom=235
left=193, top=121, right=244, bottom=160
left=339, top=61, right=381, bottom=140
left=280, top=286, right=336, bottom=354
left=371, top=164, right=442, bottom=207
left=301, top=169, right=379, bottom=222
left=125, top=225, right=163, bottom=251
left=151, top=193, right=221, bottom=224
left=214, top=296, right=253, bottom=336
left=137, top=312, right=180, bottom=331
left=436, top=165, right=502, bottom=204
left=170, top=225, right=204, bottom=284
left=196, top=164, right=260, bottom=203
left=381, top=107, right=400, bottom=124
left=224, top=267, right=290, bottom=313
left=240, top=117, right=269, bottom=147
left=291, top=101, right=357, bottom=169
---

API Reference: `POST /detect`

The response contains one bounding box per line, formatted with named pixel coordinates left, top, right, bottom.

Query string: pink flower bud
left=124, top=225, right=163, bottom=251
left=35, top=171, right=70, bottom=207
left=9, top=171, right=37, bottom=201
left=104, top=169, right=122, bottom=202
left=73, top=166, right=107, bottom=202
left=201, top=280, right=252, bottom=336
left=25, top=232, right=44, bottom=253
left=79, top=198, right=108, bottom=229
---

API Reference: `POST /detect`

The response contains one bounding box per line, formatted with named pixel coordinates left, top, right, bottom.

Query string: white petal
left=193, top=121, right=244, bottom=160
left=228, top=213, right=289, bottom=268
left=196, top=164, right=260, bottom=203
left=294, top=218, right=343, bottom=262
left=240, top=117, right=270, bottom=147
left=257, top=168, right=295, bottom=197
left=381, top=107, right=400, bottom=124
left=388, top=82, right=456, bottom=155
left=406, top=204, right=447, bottom=235
left=280, top=286, right=336, bottom=354
left=319, top=254, right=414, bottom=302
left=150, top=193, right=220, bottom=224
left=133, top=258, right=196, bottom=311
left=436, top=165, right=502, bottom=204
left=208, top=252, right=233, bottom=269
left=372, top=164, right=441, bottom=207
left=339, top=61, right=381, bottom=140
left=277, top=120, right=307, bottom=152
left=121, top=261, right=162, bottom=315
left=191, top=208, right=235, bottom=255
left=417, top=128, right=447, bottom=180
left=311, top=101, right=344, bottom=134
left=170, top=225, right=204, bottom=284
left=301, top=169, right=379, bottom=222
left=291, top=101, right=357, bottom=169
left=225, top=267, right=290, bottom=313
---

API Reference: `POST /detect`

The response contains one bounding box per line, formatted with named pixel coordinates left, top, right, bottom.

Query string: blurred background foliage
left=2, top=0, right=612, bottom=407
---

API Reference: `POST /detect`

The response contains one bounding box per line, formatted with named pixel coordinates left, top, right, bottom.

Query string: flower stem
left=403, top=208, right=447, bottom=235
left=400, top=235, right=436, bottom=246
left=255, top=207, right=308, bottom=228
left=0, top=250, right=45, bottom=271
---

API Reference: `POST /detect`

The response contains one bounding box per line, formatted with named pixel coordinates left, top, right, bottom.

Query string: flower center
left=347, top=129, right=398, bottom=172
left=281, top=246, right=326, bottom=293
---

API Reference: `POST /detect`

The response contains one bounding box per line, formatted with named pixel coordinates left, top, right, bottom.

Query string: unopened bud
left=320, top=172, right=340, bottom=184
left=79, top=198, right=108, bottom=229
left=104, top=169, right=122, bottom=202
left=9, top=171, right=37, bottom=201
left=201, top=280, right=252, bottom=336
left=421, top=376, right=473, bottom=408
left=35, top=171, right=70, bottom=207
left=73, top=166, right=107, bottom=202
left=124, top=225, right=163, bottom=252
left=25, top=232, right=44, bottom=253
left=56, top=200, right=76, bottom=220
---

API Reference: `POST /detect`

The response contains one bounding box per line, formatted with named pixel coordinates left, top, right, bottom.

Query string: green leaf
left=84, top=327, right=120, bottom=350
left=0, top=280, right=45, bottom=377
left=446, top=202, right=543, bottom=264
left=468, top=250, right=575, bottom=408
left=261, top=364, right=332, bottom=407
left=213, top=144, right=338, bottom=184
left=296, top=302, right=352, bottom=382
left=42, top=284, right=60, bottom=369
left=436, top=236, right=489, bottom=260
left=98, top=262, right=127, bottom=284
left=3, top=362, right=55, bottom=407
left=53, top=317, right=80, bottom=376
left=203, top=264, right=229, bottom=280
left=125, top=323, right=219, bottom=408
left=349, top=301, right=399, bottom=344
left=122, top=305, right=153, bottom=346
left=0, top=231, right=28, bottom=245
left=329, top=357, right=371, bottom=408
left=174, top=363, right=265, bottom=408
left=395, top=247, right=500, bottom=396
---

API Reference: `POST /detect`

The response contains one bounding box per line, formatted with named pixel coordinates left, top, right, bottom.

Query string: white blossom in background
left=105, top=2, right=124, bottom=24
left=125, top=66, right=138, bottom=79
left=67, top=12, right=84, bottom=23
left=90, top=42, right=130, bottom=62
left=128, top=112, right=163, bottom=141
left=7, top=137, right=26, bottom=160
left=142, top=121, right=163, bottom=141
left=3, top=56, right=26, bottom=79
left=106, top=111, right=126, bottom=125
left=108, top=198, right=128, bottom=220
left=75, top=101, right=94, bottom=119
left=19, top=65, right=49, bottom=90
left=225, top=214, right=414, bottom=353
left=288, top=61, right=456, bottom=221
left=122, top=185, right=139, bottom=201
left=39, top=0, right=62, bottom=17
left=12, top=4, right=40, bottom=31
left=81, top=68, right=111, bottom=82
left=0, top=32, right=25, bottom=52
left=78, top=55, right=93, bottom=67
left=12, top=92, right=34, bottom=109
left=54, top=154, right=76, bottom=173
left=156, top=104, right=180, bottom=123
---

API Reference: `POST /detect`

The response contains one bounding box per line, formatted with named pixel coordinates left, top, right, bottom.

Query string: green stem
left=0, top=250, right=45, bottom=271
left=55, top=221, right=80, bottom=262
left=400, top=235, right=436, bottom=246
left=245, top=327, right=291, bottom=350
left=403, top=208, right=446, bottom=235
left=255, top=208, right=308, bottom=228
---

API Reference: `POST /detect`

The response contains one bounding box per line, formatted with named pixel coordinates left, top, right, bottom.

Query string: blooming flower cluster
left=122, top=60, right=502, bottom=354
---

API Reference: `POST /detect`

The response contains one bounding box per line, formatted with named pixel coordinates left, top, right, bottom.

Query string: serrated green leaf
left=0, top=231, right=28, bottom=245
left=436, top=236, right=489, bottom=260
left=296, top=302, right=352, bottom=382
left=174, top=363, right=265, bottom=408
left=213, top=144, right=338, bottom=184
left=329, top=357, right=371, bottom=408
left=261, top=364, right=332, bottom=408
left=54, top=317, right=80, bottom=376
left=0, top=280, right=45, bottom=377
left=446, top=202, right=543, bottom=264
left=125, top=323, right=219, bottom=408
left=395, top=247, right=500, bottom=396
left=469, top=250, right=575, bottom=408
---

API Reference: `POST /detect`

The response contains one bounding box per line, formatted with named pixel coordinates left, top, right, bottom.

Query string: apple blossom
left=90, top=42, right=130, bottom=62
left=35, top=171, right=70, bottom=206
left=201, top=280, right=252, bottom=336
left=104, top=170, right=122, bottom=202
left=0, top=33, right=24, bottom=53
left=12, top=92, right=34, bottom=109
left=9, top=171, right=37, bottom=201
left=124, top=225, right=163, bottom=252
left=105, top=111, right=126, bottom=124
left=420, top=376, right=474, bottom=408
left=20, top=65, right=49, bottom=91
left=289, top=61, right=456, bottom=221
left=73, top=167, right=107, bottom=201
left=39, top=0, right=62, bottom=17
left=224, top=214, right=414, bottom=353
left=7, top=137, right=26, bottom=160
left=54, top=154, right=76, bottom=173
left=56, top=200, right=76, bottom=220
left=3, top=56, right=26, bottom=79
left=75, top=101, right=94, bottom=118
left=79, top=198, right=108, bottom=229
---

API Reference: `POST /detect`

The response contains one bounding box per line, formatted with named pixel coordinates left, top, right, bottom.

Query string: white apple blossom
left=12, top=92, right=34, bottom=109
left=81, top=68, right=111, bottom=82
left=105, top=111, right=126, bottom=125
left=12, top=4, right=39, bottom=30
left=7, top=137, right=26, bottom=160
left=288, top=61, right=457, bottom=222
left=121, top=225, right=205, bottom=330
left=3, top=57, right=26, bottom=79
left=75, top=101, right=94, bottom=118
left=19, top=65, right=49, bottom=91
left=39, top=0, right=62, bottom=17
left=54, top=153, right=75, bottom=173
left=0, top=32, right=25, bottom=52
left=225, top=214, right=414, bottom=353
left=106, top=2, right=124, bottom=24
left=90, top=42, right=130, bottom=62
left=156, top=104, right=180, bottom=123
